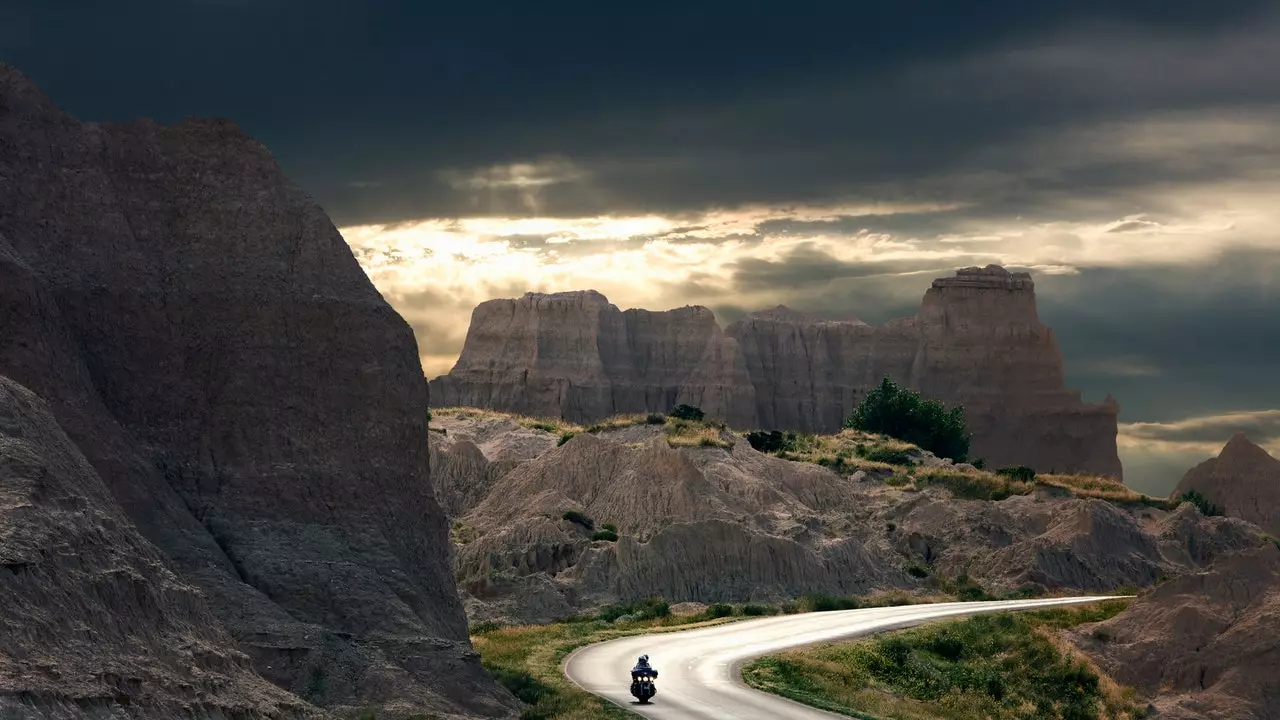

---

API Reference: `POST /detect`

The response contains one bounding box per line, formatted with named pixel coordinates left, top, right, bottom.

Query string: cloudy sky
left=6, top=0, right=1277, bottom=494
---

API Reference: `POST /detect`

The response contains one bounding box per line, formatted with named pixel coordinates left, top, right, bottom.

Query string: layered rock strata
left=0, top=64, right=514, bottom=718
left=432, top=266, right=1121, bottom=476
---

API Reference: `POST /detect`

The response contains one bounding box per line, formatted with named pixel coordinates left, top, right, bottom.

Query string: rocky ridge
left=1171, top=433, right=1280, bottom=537
left=430, top=265, right=1122, bottom=476
left=429, top=409, right=1265, bottom=625
left=0, top=64, right=515, bottom=718
left=1075, top=542, right=1280, bottom=719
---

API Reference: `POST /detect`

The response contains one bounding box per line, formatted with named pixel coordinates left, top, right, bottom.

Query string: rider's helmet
left=638, top=655, right=649, bottom=664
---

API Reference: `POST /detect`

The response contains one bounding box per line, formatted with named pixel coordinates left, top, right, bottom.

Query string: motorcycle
left=630, top=672, right=657, bottom=704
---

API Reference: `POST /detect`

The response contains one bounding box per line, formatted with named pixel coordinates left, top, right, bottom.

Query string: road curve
left=564, top=596, right=1124, bottom=719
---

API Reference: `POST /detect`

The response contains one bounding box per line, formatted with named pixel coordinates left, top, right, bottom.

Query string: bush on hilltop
left=844, top=377, right=971, bottom=462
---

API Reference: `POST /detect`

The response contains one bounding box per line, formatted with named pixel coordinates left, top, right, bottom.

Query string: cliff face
left=0, top=64, right=515, bottom=718
left=431, top=290, right=758, bottom=427
left=432, top=266, right=1121, bottom=476
left=1172, top=433, right=1280, bottom=537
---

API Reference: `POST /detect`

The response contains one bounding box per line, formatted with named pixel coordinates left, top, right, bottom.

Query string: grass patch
left=663, top=418, right=733, bottom=448
left=432, top=406, right=584, bottom=435
left=1038, top=474, right=1172, bottom=508
left=742, top=600, right=1144, bottom=720
left=914, top=468, right=1034, bottom=501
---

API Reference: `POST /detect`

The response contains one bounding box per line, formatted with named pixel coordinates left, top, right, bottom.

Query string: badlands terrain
left=0, top=64, right=515, bottom=718
left=431, top=268, right=1122, bottom=477
left=436, top=408, right=1280, bottom=718
left=2, top=56, right=1279, bottom=720
left=431, top=408, right=1272, bottom=625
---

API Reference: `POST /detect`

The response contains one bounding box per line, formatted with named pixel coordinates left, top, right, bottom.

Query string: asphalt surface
left=563, top=596, right=1124, bottom=719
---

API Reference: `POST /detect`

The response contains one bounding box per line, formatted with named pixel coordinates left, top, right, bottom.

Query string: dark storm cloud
left=1032, top=249, right=1280, bottom=423
left=729, top=245, right=988, bottom=292
left=5, top=1, right=1278, bottom=224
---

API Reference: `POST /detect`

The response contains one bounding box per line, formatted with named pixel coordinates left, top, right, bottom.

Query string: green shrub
left=996, top=465, right=1037, bottom=482
left=745, top=429, right=799, bottom=453
left=591, top=524, right=619, bottom=542
left=844, top=377, right=971, bottom=462
left=599, top=597, right=670, bottom=622
left=1176, top=490, right=1223, bottom=517
left=705, top=603, right=735, bottom=619
left=972, top=458, right=985, bottom=469
left=669, top=404, right=705, bottom=422
left=529, top=421, right=557, bottom=432
left=645, top=412, right=667, bottom=424
left=861, top=446, right=913, bottom=465
left=469, top=620, right=505, bottom=635
left=557, top=431, right=576, bottom=446
left=905, top=564, right=930, bottom=578
left=802, top=594, right=862, bottom=612
left=741, top=603, right=776, bottom=616
left=562, top=510, right=594, bottom=530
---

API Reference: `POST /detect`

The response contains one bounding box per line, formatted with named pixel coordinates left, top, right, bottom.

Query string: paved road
left=564, top=596, right=1124, bottom=719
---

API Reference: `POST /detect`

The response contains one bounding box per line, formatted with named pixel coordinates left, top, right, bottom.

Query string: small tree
left=844, top=377, right=971, bottom=462
left=669, top=404, right=705, bottom=422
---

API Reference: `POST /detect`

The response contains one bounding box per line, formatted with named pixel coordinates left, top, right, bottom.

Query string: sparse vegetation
left=859, top=445, right=913, bottom=465
left=914, top=467, right=1034, bottom=501
left=669, top=403, right=705, bottom=421
left=644, top=412, right=666, bottom=424
left=431, top=406, right=583, bottom=435
left=844, top=377, right=971, bottom=462
left=746, top=429, right=800, bottom=453
left=590, top=523, right=618, bottom=542
left=562, top=510, right=594, bottom=530
left=556, top=431, right=576, bottom=446
left=1176, top=489, right=1223, bottom=517
left=663, top=418, right=733, bottom=448
left=996, top=465, right=1036, bottom=482
left=743, top=600, right=1143, bottom=720
left=451, top=520, right=478, bottom=544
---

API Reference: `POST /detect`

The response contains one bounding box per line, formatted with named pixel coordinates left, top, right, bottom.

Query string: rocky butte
left=0, top=64, right=516, bottom=718
left=1172, top=433, right=1280, bottom=537
left=431, top=266, right=1122, bottom=476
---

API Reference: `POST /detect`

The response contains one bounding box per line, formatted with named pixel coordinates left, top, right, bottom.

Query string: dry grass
left=768, top=429, right=920, bottom=475
left=1036, top=473, right=1170, bottom=508
left=432, top=406, right=584, bottom=435
left=912, top=467, right=1035, bottom=501
left=583, top=413, right=659, bottom=433
left=663, top=418, right=734, bottom=448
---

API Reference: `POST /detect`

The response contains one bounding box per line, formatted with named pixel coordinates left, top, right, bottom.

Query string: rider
left=631, top=654, right=658, bottom=681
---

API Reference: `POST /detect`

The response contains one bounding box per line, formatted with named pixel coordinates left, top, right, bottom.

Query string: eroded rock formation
left=1172, top=433, right=1280, bottom=537
left=431, top=413, right=1261, bottom=625
left=432, top=266, right=1121, bottom=476
left=1076, top=543, right=1280, bottom=719
left=0, top=64, right=515, bottom=718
